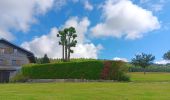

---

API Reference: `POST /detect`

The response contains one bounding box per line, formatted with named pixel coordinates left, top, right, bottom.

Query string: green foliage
left=10, top=72, right=28, bottom=83
left=22, top=60, right=130, bottom=81
left=35, top=57, right=42, bottom=64
left=22, top=61, right=104, bottom=80
left=163, top=50, right=170, bottom=60
left=50, top=58, right=98, bottom=63
left=42, top=54, right=50, bottom=64
left=131, top=53, right=155, bottom=74
left=35, top=54, right=50, bottom=64
left=111, top=61, right=130, bottom=81
left=110, top=61, right=130, bottom=81
left=57, top=27, right=77, bottom=62
left=102, top=61, right=130, bottom=81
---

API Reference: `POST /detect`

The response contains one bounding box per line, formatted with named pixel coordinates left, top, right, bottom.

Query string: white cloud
left=53, top=0, right=67, bottom=10
left=64, top=17, right=90, bottom=43
left=0, top=0, right=54, bottom=40
left=140, top=0, right=166, bottom=12
left=91, top=0, right=160, bottom=39
left=21, top=28, right=61, bottom=58
left=155, top=60, right=170, bottom=65
left=0, top=29, right=15, bottom=41
left=84, top=1, right=94, bottom=11
left=21, top=17, right=102, bottom=59
left=72, top=44, right=102, bottom=58
left=113, top=57, right=128, bottom=62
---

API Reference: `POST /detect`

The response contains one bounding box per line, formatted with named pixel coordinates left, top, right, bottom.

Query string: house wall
left=0, top=43, right=29, bottom=66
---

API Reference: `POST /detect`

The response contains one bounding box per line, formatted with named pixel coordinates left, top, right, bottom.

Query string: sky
left=0, top=0, right=170, bottom=64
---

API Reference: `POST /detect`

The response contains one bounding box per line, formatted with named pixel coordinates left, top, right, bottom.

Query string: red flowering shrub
left=101, top=61, right=130, bottom=81
left=101, top=61, right=112, bottom=79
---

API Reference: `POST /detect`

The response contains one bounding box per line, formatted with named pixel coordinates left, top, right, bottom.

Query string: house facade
left=0, top=38, right=35, bottom=82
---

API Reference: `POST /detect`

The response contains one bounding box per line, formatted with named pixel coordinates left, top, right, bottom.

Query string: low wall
left=27, top=79, right=117, bottom=83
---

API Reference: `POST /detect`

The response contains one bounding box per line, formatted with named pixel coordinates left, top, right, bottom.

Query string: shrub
left=22, top=61, right=103, bottom=80
left=101, top=61, right=130, bottom=81
left=101, top=61, right=112, bottom=79
left=10, top=72, right=29, bottom=83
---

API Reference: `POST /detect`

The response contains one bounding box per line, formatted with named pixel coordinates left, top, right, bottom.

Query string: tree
left=42, top=54, right=50, bottom=64
left=35, top=57, right=42, bottom=64
left=131, top=53, right=155, bottom=74
left=67, top=27, right=77, bottom=61
left=57, top=27, right=77, bottom=62
left=57, top=30, right=66, bottom=61
left=163, top=50, right=170, bottom=60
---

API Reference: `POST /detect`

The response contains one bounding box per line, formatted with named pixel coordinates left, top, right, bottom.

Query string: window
left=3, top=60, right=8, bottom=65
left=0, top=48, right=4, bottom=54
left=4, top=47, right=13, bottom=54
left=14, top=49, right=17, bottom=54
left=12, top=60, right=20, bottom=66
left=0, top=59, right=3, bottom=65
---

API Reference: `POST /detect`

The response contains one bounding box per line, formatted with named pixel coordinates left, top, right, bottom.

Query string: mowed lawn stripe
left=129, top=72, right=170, bottom=82
left=1, top=72, right=170, bottom=100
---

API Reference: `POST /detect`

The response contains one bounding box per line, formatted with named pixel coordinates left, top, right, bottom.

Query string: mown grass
left=129, top=72, right=170, bottom=82
left=0, top=72, right=170, bottom=100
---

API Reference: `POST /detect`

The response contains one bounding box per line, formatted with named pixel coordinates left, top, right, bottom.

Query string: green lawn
left=1, top=72, right=170, bottom=100
left=129, top=72, right=170, bottom=82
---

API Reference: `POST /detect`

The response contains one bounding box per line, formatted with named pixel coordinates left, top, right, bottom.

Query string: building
left=0, top=38, right=35, bottom=82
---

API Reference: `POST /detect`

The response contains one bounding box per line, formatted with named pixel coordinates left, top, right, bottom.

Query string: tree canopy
left=163, top=50, right=170, bottom=60
left=131, top=53, right=155, bottom=74
left=57, top=27, right=77, bottom=62
left=42, top=54, right=50, bottom=64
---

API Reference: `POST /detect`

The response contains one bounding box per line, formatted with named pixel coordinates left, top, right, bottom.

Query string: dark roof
left=0, top=38, right=35, bottom=63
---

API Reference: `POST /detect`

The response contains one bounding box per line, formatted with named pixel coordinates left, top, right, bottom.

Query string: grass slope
left=0, top=72, right=170, bottom=100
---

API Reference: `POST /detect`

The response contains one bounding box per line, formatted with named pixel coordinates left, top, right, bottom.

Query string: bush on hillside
left=101, top=61, right=130, bottom=81
left=10, top=72, right=29, bottom=83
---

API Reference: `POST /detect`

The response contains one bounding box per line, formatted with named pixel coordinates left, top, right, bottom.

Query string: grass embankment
left=1, top=72, right=170, bottom=100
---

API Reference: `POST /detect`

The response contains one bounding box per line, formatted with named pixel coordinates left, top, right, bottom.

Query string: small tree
left=35, top=57, right=42, bottom=64
left=163, top=50, right=170, bottom=60
left=57, top=27, right=77, bottom=62
left=42, top=54, right=50, bottom=64
left=131, top=53, right=155, bottom=74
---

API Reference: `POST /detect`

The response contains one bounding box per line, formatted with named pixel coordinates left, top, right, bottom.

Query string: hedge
left=22, top=61, right=104, bottom=80
left=21, top=60, right=130, bottom=81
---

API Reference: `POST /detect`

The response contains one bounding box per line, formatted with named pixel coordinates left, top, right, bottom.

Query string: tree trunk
left=68, top=46, right=70, bottom=61
left=62, top=44, right=65, bottom=61
left=65, top=44, right=67, bottom=61
left=68, top=37, right=71, bottom=61
left=143, top=67, right=146, bottom=75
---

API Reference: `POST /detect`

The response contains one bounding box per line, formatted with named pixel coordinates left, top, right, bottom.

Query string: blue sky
left=0, top=0, right=170, bottom=64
